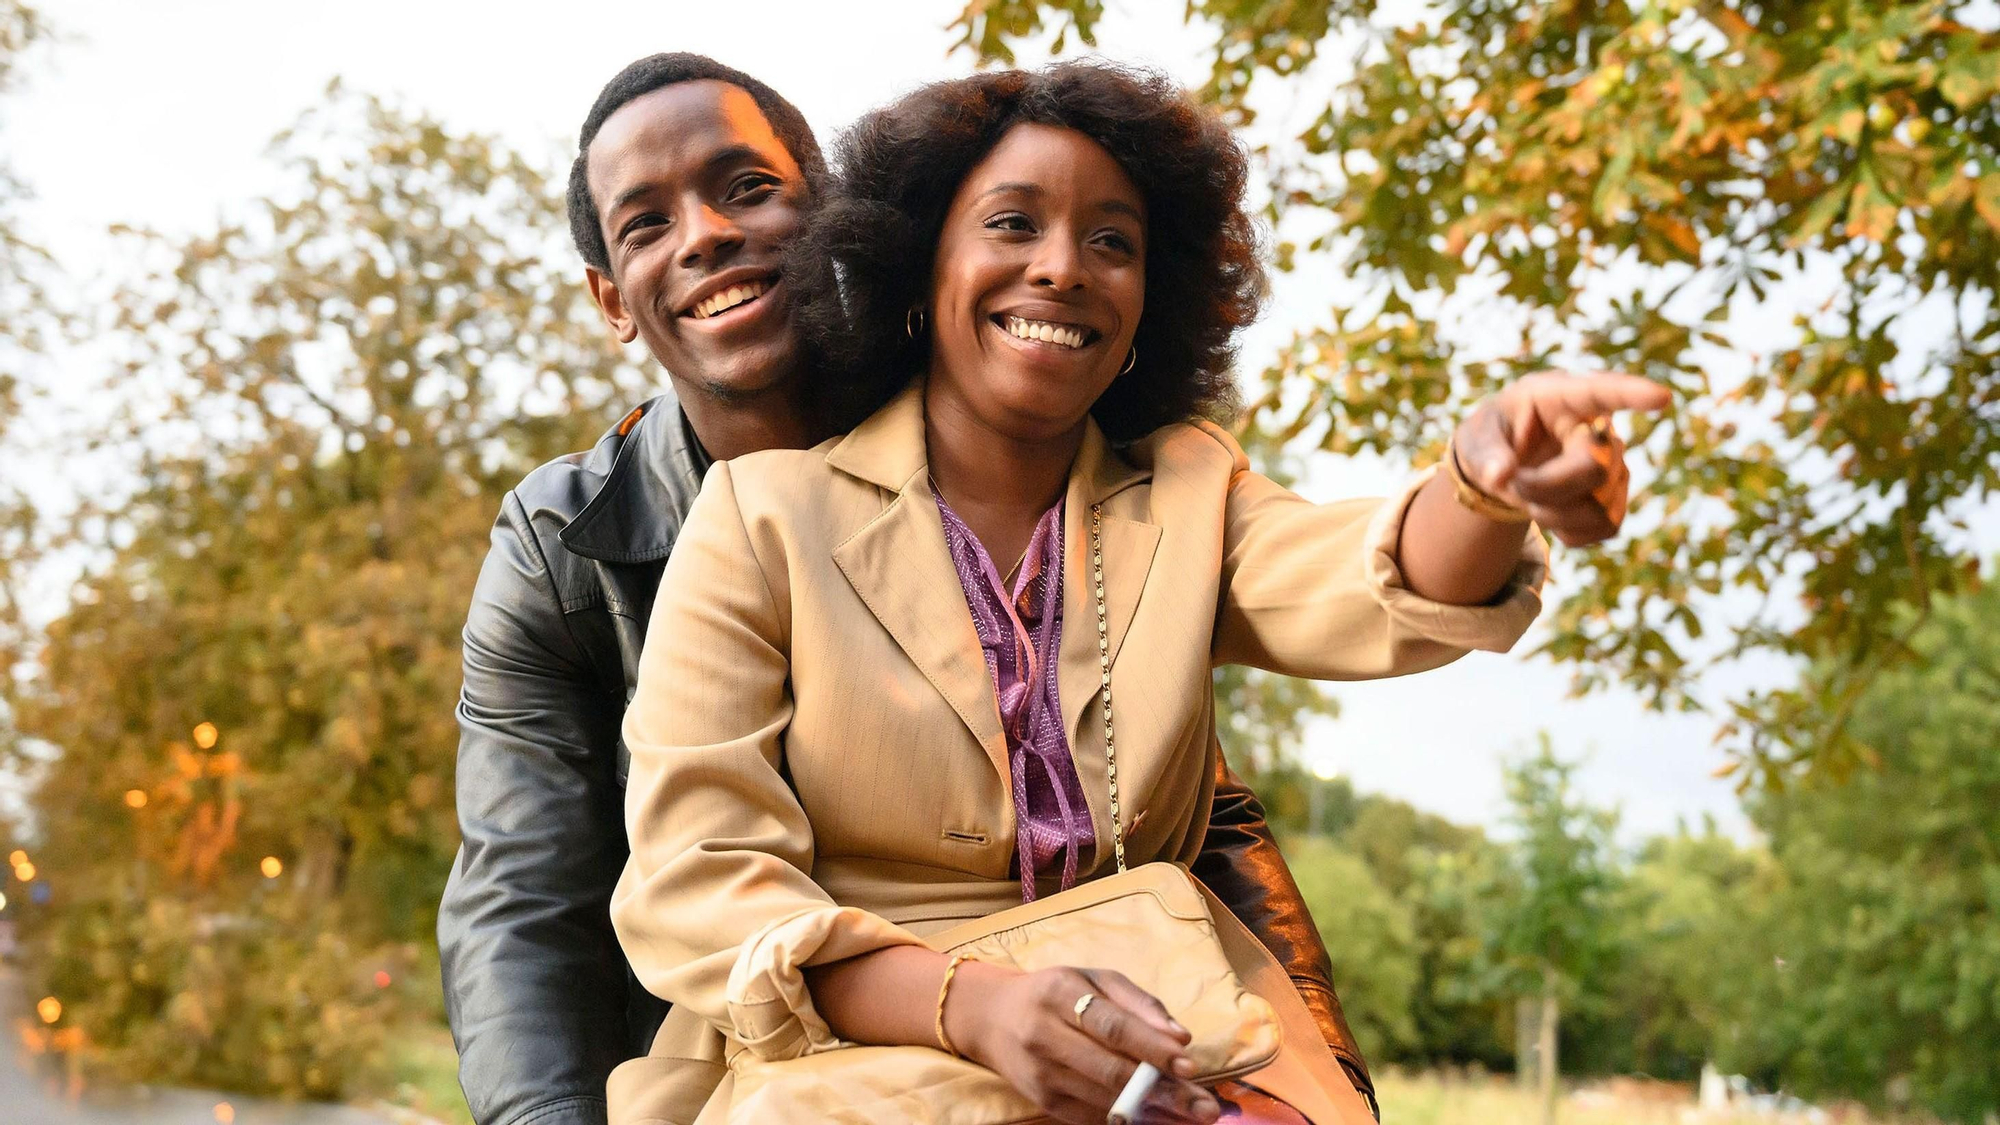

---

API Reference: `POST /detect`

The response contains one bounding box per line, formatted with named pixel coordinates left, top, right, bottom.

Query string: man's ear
left=586, top=266, right=641, bottom=344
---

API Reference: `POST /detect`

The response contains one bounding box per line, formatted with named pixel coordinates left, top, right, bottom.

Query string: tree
left=0, top=87, right=643, bottom=1096
left=0, top=0, right=52, bottom=724
left=1285, top=836, right=1422, bottom=1059
left=1341, top=794, right=1517, bottom=1070
left=1277, top=782, right=1522, bottom=1070
left=957, top=0, right=2000, bottom=786
left=1483, top=743, right=1623, bottom=1122
left=1596, top=825, right=1772, bottom=1080
left=0, top=0, right=48, bottom=360
left=1723, top=583, right=2000, bottom=1122
left=1399, top=828, right=1517, bottom=1071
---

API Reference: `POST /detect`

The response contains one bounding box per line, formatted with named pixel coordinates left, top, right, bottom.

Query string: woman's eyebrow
left=977, top=181, right=1043, bottom=203
left=976, top=182, right=1142, bottom=223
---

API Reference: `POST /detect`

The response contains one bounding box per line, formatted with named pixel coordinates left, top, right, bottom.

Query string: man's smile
left=688, top=278, right=770, bottom=320
left=679, top=268, right=780, bottom=321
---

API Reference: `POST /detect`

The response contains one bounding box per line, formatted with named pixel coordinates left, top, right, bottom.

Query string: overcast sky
left=7, top=0, right=1776, bottom=842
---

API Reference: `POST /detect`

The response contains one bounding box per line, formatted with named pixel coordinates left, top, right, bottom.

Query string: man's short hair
left=566, top=53, right=827, bottom=274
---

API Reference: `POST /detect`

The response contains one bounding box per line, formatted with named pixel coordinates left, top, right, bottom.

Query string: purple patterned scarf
left=933, top=488, right=1095, bottom=901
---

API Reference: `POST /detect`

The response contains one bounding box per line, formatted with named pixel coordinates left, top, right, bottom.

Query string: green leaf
left=1974, top=174, right=2000, bottom=233
left=1792, top=184, right=1850, bottom=245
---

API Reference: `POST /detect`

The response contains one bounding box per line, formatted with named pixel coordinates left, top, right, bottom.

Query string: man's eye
left=622, top=214, right=667, bottom=240
left=729, top=174, right=781, bottom=200
left=1097, top=231, right=1137, bottom=253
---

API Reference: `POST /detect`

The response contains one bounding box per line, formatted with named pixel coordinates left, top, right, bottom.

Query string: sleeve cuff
left=724, top=905, right=928, bottom=1061
left=1362, top=465, right=1548, bottom=653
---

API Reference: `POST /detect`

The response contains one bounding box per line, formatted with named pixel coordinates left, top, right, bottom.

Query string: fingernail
left=1173, top=1055, right=1196, bottom=1078
left=1167, top=1018, right=1188, bottom=1037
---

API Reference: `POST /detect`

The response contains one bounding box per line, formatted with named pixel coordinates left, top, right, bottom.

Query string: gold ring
left=1073, top=992, right=1097, bottom=1026
left=1574, top=416, right=1613, bottom=444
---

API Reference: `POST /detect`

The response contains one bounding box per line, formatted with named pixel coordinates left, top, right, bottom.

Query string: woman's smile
left=925, top=122, right=1147, bottom=441
left=993, top=314, right=1098, bottom=351
left=986, top=303, right=1108, bottom=368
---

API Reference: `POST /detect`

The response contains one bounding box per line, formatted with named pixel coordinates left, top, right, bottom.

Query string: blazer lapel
left=1057, top=426, right=1160, bottom=747
left=824, top=384, right=1160, bottom=797
left=828, top=386, right=1011, bottom=780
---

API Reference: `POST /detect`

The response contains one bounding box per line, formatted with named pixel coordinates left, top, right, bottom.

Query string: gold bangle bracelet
left=934, top=954, right=976, bottom=1058
left=1444, top=439, right=1532, bottom=525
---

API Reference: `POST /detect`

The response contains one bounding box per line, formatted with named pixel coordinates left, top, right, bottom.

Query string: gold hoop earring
left=905, top=307, right=926, bottom=339
left=1119, top=346, right=1137, bottom=376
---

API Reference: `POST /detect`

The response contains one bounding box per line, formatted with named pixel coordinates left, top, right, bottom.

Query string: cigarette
left=1108, top=1062, right=1161, bottom=1125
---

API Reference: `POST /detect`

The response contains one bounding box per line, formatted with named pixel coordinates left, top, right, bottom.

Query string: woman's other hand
left=1452, top=371, right=1673, bottom=547
left=948, top=963, right=1222, bottom=1125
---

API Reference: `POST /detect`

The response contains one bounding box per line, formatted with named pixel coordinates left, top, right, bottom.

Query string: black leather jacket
left=438, top=389, right=1376, bottom=1125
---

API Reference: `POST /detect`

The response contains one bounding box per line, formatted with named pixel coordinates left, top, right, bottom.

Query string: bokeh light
left=260, top=856, right=283, bottom=879
left=7, top=849, right=24, bottom=867
left=124, top=789, right=148, bottom=808
left=214, top=1103, right=235, bottom=1124
left=193, top=721, right=219, bottom=749
left=14, top=861, right=35, bottom=882
left=373, top=970, right=392, bottom=989
left=36, top=996, right=61, bottom=1024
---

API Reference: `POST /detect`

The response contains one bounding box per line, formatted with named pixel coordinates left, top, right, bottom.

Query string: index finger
left=1532, top=371, right=1673, bottom=421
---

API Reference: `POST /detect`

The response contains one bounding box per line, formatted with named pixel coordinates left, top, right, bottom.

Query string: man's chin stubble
left=685, top=353, right=798, bottom=407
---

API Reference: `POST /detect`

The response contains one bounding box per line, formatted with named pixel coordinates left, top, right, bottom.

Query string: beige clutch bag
left=724, top=861, right=1282, bottom=1125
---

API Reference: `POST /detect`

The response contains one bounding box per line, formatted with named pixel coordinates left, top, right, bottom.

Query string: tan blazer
left=608, top=382, right=1546, bottom=1124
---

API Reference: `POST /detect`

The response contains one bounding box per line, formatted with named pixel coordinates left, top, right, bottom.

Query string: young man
left=437, top=54, right=1377, bottom=1125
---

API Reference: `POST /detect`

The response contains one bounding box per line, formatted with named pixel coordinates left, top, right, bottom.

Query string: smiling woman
left=924, top=122, right=1146, bottom=476
left=788, top=62, right=1262, bottom=443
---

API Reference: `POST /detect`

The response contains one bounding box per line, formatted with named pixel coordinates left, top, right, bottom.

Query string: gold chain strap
left=1089, top=504, right=1126, bottom=874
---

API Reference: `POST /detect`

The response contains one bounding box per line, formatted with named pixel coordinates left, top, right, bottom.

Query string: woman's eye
left=1097, top=231, right=1138, bottom=253
left=985, top=213, right=1034, bottom=232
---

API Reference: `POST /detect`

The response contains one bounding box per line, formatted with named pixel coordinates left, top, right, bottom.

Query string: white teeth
left=1002, top=316, right=1089, bottom=349
left=693, top=281, right=768, bottom=319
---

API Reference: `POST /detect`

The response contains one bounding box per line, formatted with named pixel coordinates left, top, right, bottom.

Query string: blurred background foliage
left=0, top=0, right=1994, bottom=1121
left=0, top=8, right=644, bottom=1097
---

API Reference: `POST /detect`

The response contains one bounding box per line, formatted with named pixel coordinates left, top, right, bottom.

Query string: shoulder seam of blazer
left=716, top=460, right=792, bottom=654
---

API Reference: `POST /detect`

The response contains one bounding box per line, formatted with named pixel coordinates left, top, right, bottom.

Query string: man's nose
left=679, top=203, right=744, bottom=269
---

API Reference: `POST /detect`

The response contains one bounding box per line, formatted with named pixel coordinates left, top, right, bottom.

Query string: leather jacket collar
left=559, top=384, right=713, bottom=566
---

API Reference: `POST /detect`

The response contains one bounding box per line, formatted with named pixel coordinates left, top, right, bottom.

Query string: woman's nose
left=1030, top=239, right=1088, bottom=291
